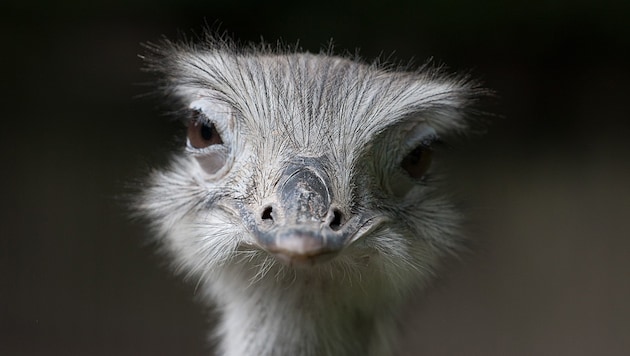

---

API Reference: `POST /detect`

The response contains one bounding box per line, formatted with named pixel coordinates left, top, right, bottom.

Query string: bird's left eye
left=187, top=110, right=223, bottom=149
left=401, top=142, right=433, bottom=180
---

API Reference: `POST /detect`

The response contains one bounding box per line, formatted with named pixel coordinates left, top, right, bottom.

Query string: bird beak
left=247, top=157, right=366, bottom=266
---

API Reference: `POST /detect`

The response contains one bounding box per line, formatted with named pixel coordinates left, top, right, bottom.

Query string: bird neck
left=209, top=271, right=398, bottom=356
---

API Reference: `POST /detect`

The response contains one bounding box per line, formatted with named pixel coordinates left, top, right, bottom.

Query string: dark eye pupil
left=200, top=123, right=214, bottom=141
left=406, top=147, right=424, bottom=164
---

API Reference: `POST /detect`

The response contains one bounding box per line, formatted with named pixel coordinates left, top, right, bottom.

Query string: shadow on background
left=1, top=1, right=629, bottom=355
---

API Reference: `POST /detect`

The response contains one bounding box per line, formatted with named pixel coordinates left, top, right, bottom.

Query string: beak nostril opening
left=261, top=206, right=274, bottom=222
left=329, top=209, right=343, bottom=231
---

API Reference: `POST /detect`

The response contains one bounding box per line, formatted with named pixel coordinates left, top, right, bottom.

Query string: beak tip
left=269, top=248, right=339, bottom=267
left=258, top=229, right=340, bottom=266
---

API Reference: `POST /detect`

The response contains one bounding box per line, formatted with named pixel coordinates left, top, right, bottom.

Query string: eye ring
left=187, top=110, right=223, bottom=149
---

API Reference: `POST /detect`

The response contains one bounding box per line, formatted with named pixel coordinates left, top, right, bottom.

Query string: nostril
left=329, top=209, right=343, bottom=231
left=261, top=206, right=274, bottom=222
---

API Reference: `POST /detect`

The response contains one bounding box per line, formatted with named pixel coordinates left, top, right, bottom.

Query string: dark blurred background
left=1, top=0, right=629, bottom=355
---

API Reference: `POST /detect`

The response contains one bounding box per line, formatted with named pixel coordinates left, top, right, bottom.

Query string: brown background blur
left=1, top=1, right=629, bottom=355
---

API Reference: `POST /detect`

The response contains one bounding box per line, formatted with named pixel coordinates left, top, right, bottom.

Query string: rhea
left=138, top=35, right=480, bottom=356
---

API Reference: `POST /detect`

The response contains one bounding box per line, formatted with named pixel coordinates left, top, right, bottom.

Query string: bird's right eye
left=187, top=110, right=223, bottom=149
